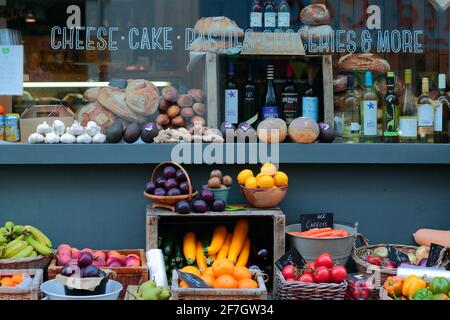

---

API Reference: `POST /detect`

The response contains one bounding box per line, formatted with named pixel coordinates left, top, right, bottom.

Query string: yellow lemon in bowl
left=245, top=177, right=258, bottom=188
left=273, top=171, right=288, bottom=187
left=260, top=163, right=277, bottom=176
left=237, top=169, right=254, bottom=185
left=258, top=175, right=275, bottom=188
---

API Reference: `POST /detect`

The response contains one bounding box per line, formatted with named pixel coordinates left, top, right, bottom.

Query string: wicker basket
left=47, top=249, right=148, bottom=299
left=143, top=162, right=198, bottom=211
left=171, top=270, right=268, bottom=300
left=275, top=269, right=347, bottom=300
left=0, top=255, right=52, bottom=271
left=379, top=287, right=394, bottom=301
left=0, top=269, right=43, bottom=300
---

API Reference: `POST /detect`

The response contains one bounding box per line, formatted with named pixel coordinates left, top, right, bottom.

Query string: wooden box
left=47, top=249, right=148, bottom=299
left=0, top=269, right=43, bottom=300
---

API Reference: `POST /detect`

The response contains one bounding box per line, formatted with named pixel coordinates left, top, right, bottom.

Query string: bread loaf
left=76, top=102, right=117, bottom=132
left=83, top=88, right=100, bottom=102
left=337, top=53, right=391, bottom=74
left=300, top=4, right=331, bottom=25
left=333, top=74, right=348, bottom=92
left=125, top=79, right=160, bottom=116
left=299, top=25, right=333, bottom=42
left=374, top=75, right=405, bottom=98
left=194, top=16, right=244, bottom=37
left=97, top=87, right=147, bottom=123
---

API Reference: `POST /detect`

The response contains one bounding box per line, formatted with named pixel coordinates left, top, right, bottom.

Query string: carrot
left=330, top=230, right=345, bottom=237
left=311, top=231, right=334, bottom=238
left=301, top=228, right=332, bottom=236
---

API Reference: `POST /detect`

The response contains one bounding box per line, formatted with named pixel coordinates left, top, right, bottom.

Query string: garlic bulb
left=60, top=129, right=76, bottom=144
left=76, top=133, right=92, bottom=144
left=85, top=121, right=101, bottom=137
left=36, top=122, right=52, bottom=135
left=92, top=132, right=106, bottom=144
left=28, top=133, right=44, bottom=144
left=52, top=120, right=66, bottom=136
left=44, top=131, right=60, bottom=144
left=68, top=121, right=84, bottom=136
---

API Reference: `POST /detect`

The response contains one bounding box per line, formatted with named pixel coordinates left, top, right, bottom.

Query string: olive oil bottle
left=382, top=72, right=399, bottom=143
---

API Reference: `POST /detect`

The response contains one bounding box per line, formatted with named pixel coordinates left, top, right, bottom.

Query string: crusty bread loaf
left=76, top=101, right=117, bottom=132
left=300, top=4, right=331, bottom=25
left=337, top=53, right=391, bottom=74
left=97, top=87, right=147, bottom=123
left=125, top=79, right=160, bottom=116
left=83, top=88, right=100, bottom=102
left=194, top=16, right=244, bottom=37
left=333, top=74, right=348, bottom=92
left=299, top=25, right=334, bottom=42
left=374, top=75, right=405, bottom=98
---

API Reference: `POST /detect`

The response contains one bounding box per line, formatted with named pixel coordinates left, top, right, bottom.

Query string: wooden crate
left=47, top=249, right=148, bottom=300
left=171, top=270, right=267, bottom=300
left=146, top=207, right=285, bottom=291
left=0, top=269, right=43, bottom=300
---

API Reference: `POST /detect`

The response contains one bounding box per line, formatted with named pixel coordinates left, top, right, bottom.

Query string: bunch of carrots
left=288, top=227, right=349, bottom=239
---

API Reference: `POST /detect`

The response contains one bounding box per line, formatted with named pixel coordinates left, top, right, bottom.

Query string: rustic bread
left=333, top=74, right=348, bottom=92
left=374, top=75, right=405, bottom=98
left=125, top=79, right=160, bottom=116
left=194, top=16, right=244, bottom=38
left=300, top=4, right=331, bottom=25
left=337, top=53, right=391, bottom=74
left=83, top=88, right=100, bottom=102
left=299, top=25, right=334, bottom=42
left=76, top=101, right=117, bottom=132
left=97, top=87, right=147, bottom=123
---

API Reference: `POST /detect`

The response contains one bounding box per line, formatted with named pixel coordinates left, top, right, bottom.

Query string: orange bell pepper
left=402, top=275, right=427, bottom=299
left=384, top=276, right=403, bottom=297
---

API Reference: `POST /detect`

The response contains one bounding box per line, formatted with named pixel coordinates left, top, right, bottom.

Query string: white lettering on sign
left=366, top=5, right=381, bottom=30
left=66, top=5, right=81, bottom=29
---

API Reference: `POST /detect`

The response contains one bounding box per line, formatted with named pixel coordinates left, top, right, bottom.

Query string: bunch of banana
left=0, top=221, right=53, bottom=259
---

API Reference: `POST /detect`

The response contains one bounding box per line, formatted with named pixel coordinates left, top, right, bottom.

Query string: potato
left=188, top=89, right=205, bottom=103
left=180, top=107, right=194, bottom=118
left=191, top=115, right=206, bottom=126
left=193, top=103, right=206, bottom=116
left=222, top=175, right=233, bottom=187
left=208, top=177, right=221, bottom=189
left=171, top=115, right=185, bottom=127
left=156, top=114, right=170, bottom=126
left=159, top=99, right=170, bottom=112
left=177, top=94, right=194, bottom=108
left=210, top=170, right=222, bottom=180
left=167, top=105, right=181, bottom=118
left=162, top=86, right=178, bottom=103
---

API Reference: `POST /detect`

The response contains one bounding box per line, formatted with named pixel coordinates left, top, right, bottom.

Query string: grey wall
left=0, top=164, right=449, bottom=250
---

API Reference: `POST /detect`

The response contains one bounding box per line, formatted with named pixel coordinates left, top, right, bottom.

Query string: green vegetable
left=411, top=288, right=433, bottom=300
left=374, top=247, right=388, bottom=258
left=430, top=294, right=449, bottom=300
left=161, top=233, right=175, bottom=257
left=429, top=277, right=450, bottom=295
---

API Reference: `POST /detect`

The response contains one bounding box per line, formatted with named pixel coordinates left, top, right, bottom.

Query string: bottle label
left=261, top=106, right=279, bottom=120
left=434, top=103, right=443, bottom=132
left=350, top=122, right=361, bottom=132
left=264, top=13, right=276, bottom=28
left=302, top=97, right=319, bottom=121
left=225, top=89, right=239, bottom=124
left=362, top=100, right=378, bottom=136
left=278, top=12, right=290, bottom=27
left=282, top=93, right=298, bottom=124
left=399, top=117, right=418, bottom=137
left=250, top=12, right=262, bottom=28
left=0, top=115, right=4, bottom=141
left=417, top=104, right=433, bottom=127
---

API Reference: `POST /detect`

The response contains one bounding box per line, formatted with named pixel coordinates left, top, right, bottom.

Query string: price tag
left=300, top=213, right=333, bottom=231
left=176, top=270, right=211, bottom=288
left=387, top=245, right=410, bottom=266
left=426, top=243, right=448, bottom=268
left=275, top=248, right=306, bottom=271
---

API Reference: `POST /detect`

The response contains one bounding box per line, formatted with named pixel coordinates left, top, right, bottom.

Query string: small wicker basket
left=275, top=269, right=347, bottom=300
left=0, top=269, right=43, bottom=300
left=0, top=255, right=52, bottom=271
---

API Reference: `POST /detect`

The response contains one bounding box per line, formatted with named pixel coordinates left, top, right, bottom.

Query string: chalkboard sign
left=426, top=243, right=448, bottom=268
left=176, top=270, right=211, bottom=288
left=275, top=248, right=306, bottom=271
left=387, top=245, right=410, bottom=266
left=300, top=213, right=333, bottom=231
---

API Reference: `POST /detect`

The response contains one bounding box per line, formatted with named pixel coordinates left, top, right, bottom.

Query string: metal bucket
left=285, top=223, right=357, bottom=265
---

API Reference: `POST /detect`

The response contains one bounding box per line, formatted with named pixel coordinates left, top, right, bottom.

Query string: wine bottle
left=301, top=66, right=319, bottom=121
left=264, top=0, right=276, bottom=31
left=360, top=71, right=379, bottom=143
left=261, top=64, right=279, bottom=120
left=281, top=64, right=299, bottom=125
left=250, top=0, right=263, bottom=31
left=382, top=72, right=400, bottom=143
left=342, top=74, right=360, bottom=143
left=417, top=78, right=434, bottom=143
left=434, top=74, right=449, bottom=143
left=277, top=0, right=290, bottom=31
left=399, top=69, right=417, bottom=143
left=224, top=62, right=240, bottom=125
left=242, top=65, right=258, bottom=123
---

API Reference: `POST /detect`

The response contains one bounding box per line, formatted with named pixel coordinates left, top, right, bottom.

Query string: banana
left=4, top=235, right=24, bottom=250
left=4, top=221, right=14, bottom=234
left=0, top=235, right=7, bottom=245
left=25, top=236, right=53, bottom=256
left=24, top=225, right=52, bottom=248
left=13, top=225, right=24, bottom=236
left=0, top=245, right=4, bottom=257
left=11, top=245, right=34, bottom=259
left=30, top=250, right=37, bottom=257
left=2, top=240, right=28, bottom=259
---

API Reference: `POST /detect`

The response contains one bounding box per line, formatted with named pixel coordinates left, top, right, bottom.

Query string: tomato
left=315, top=253, right=334, bottom=269
left=313, top=266, right=331, bottom=283
left=298, top=274, right=314, bottom=283
left=330, top=265, right=347, bottom=283
left=301, top=262, right=316, bottom=276
left=282, top=265, right=298, bottom=280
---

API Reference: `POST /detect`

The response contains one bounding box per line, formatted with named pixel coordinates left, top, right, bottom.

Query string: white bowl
left=40, top=280, right=122, bottom=300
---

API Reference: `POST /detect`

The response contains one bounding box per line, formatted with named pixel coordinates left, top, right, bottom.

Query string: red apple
left=106, top=257, right=123, bottom=267
left=93, top=251, right=106, bottom=261
left=92, top=258, right=106, bottom=267
left=124, top=255, right=140, bottom=267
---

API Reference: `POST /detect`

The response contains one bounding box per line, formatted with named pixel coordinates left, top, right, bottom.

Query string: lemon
left=260, top=163, right=277, bottom=176
left=237, top=169, right=254, bottom=186
left=273, top=171, right=288, bottom=187
left=244, top=177, right=258, bottom=188
left=258, top=175, right=275, bottom=188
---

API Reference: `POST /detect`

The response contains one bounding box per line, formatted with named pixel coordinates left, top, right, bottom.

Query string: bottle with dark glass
left=277, top=0, right=290, bottom=31
left=264, top=0, right=276, bottom=31
left=250, top=0, right=263, bottom=31
left=342, top=74, right=360, bottom=143
left=382, top=72, right=400, bottom=143
left=261, top=65, right=279, bottom=120
left=301, top=66, right=319, bottom=121
left=434, top=74, right=449, bottom=143
left=281, top=64, right=299, bottom=125
left=224, top=62, right=240, bottom=125
left=242, top=65, right=258, bottom=123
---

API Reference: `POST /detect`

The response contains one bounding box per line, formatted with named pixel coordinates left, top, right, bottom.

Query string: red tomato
left=301, top=262, right=316, bottom=276
left=298, top=274, right=314, bottom=283
left=315, top=253, right=334, bottom=269
left=330, top=265, right=347, bottom=283
left=313, top=266, right=331, bottom=283
left=282, top=265, right=298, bottom=280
